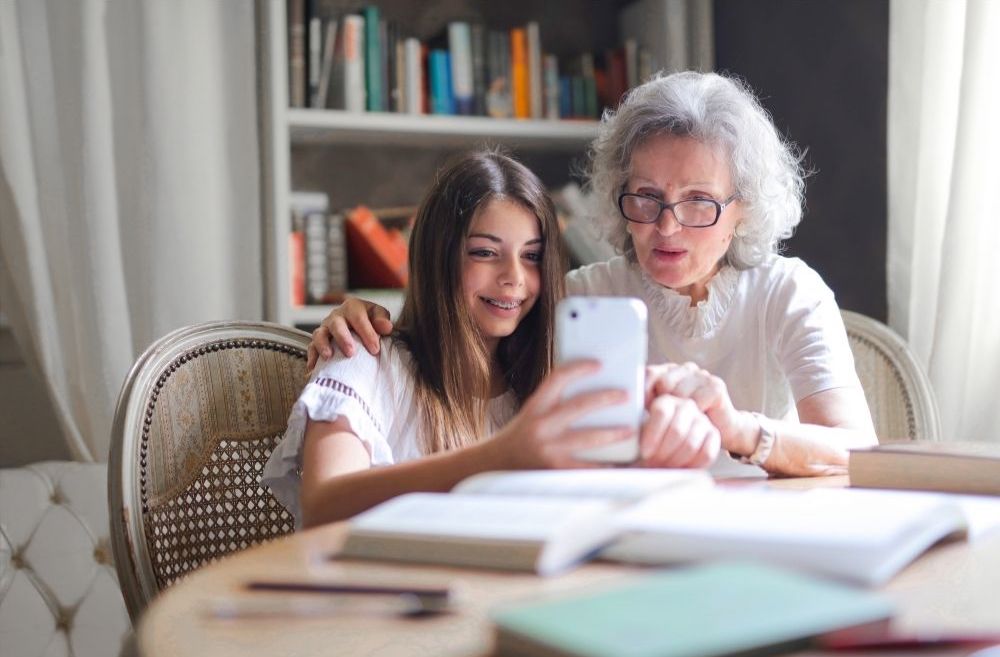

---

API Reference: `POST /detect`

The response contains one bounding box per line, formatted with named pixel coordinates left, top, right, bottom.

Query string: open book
left=336, top=469, right=711, bottom=576
left=336, top=470, right=986, bottom=585
left=602, top=486, right=970, bottom=586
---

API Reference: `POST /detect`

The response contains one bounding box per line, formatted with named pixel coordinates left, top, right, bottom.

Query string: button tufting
left=1, top=462, right=131, bottom=657
left=56, top=607, right=73, bottom=632
left=93, top=543, right=111, bottom=565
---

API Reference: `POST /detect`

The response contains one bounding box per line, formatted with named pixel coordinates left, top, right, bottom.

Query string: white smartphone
left=555, top=296, right=648, bottom=464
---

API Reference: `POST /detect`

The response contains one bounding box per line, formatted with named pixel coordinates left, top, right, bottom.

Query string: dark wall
left=714, top=0, right=888, bottom=320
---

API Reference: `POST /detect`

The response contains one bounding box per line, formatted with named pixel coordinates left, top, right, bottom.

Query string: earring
left=734, top=223, right=748, bottom=239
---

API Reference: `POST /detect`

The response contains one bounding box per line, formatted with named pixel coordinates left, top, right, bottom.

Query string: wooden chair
left=108, top=321, right=310, bottom=622
left=841, top=310, right=940, bottom=443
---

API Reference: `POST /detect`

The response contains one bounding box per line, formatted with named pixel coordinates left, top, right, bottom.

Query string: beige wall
left=0, top=328, right=70, bottom=466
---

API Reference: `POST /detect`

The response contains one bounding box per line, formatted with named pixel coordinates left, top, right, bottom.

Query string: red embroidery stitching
left=312, top=377, right=384, bottom=435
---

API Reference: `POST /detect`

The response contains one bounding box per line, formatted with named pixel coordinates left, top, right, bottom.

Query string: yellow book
left=510, top=28, right=529, bottom=119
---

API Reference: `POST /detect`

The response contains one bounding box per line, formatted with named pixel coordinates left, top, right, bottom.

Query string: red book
left=606, top=48, right=627, bottom=108
left=345, top=205, right=408, bottom=288
left=288, top=230, right=306, bottom=306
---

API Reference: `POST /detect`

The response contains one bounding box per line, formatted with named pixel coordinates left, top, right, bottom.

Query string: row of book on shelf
left=289, top=191, right=411, bottom=307
left=286, top=1, right=655, bottom=119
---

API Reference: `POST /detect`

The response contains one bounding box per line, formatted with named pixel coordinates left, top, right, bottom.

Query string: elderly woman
left=310, top=71, right=877, bottom=476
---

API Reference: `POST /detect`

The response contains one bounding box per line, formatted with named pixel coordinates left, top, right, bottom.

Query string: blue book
left=493, top=562, right=894, bottom=657
left=362, top=5, right=382, bottom=112
left=558, top=76, right=572, bottom=118
left=448, top=22, right=474, bottom=115
left=429, top=50, right=454, bottom=115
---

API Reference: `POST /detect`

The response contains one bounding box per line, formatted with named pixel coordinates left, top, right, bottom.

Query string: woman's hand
left=645, top=363, right=758, bottom=457
left=307, top=297, right=394, bottom=370
left=485, top=360, right=637, bottom=470
left=638, top=394, right=720, bottom=468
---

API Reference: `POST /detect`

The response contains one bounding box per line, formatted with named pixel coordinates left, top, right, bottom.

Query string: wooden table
left=138, top=477, right=1000, bottom=657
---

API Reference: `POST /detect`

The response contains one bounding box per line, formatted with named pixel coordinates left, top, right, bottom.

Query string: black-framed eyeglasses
left=617, top=192, right=739, bottom=228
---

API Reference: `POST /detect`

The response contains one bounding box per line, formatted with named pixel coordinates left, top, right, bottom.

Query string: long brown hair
left=394, top=150, right=566, bottom=453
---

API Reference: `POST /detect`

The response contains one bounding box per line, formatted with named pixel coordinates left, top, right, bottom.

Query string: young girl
left=263, top=151, right=719, bottom=528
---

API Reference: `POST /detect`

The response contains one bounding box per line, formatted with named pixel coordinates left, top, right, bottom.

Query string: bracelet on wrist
left=738, top=412, right=776, bottom=467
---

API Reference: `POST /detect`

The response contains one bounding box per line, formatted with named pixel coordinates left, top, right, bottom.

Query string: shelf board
left=287, top=109, right=600, bottom=150
left=290, top=289, right=406, bottom=327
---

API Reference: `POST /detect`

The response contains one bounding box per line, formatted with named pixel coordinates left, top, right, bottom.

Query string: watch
left=740, top=412, right=776, bottom=467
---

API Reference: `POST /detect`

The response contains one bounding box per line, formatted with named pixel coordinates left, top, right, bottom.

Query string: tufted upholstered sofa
left=0, top=461, right=130, bottom=657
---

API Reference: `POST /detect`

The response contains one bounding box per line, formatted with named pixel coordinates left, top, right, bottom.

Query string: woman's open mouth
left=652, top=247, right=687, bottom=261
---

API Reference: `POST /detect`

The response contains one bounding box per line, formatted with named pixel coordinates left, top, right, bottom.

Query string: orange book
left=288, top=230, right=306, bottom=306
left=510, top=28, right=529, bottom=119
left=345, top=205, right=409, bottom=288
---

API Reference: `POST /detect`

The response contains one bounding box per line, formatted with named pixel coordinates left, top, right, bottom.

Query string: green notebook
left=492, top=562, right=893, bottom=657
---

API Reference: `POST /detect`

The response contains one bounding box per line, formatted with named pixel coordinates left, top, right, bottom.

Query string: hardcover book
left=849, top=441, right=1000, bottom=495
left=344, top=205, right=408, bottom=288
left=329, top=14, right=366, bottom=112
left=492, top=562, right=894, bottom=657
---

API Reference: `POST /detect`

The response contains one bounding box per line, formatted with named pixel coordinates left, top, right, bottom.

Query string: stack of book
left=289, top=191, right=348, bottom=306
left=289, top=193, right=411, bottom=307
left=286, top=1, right=655, bottom=119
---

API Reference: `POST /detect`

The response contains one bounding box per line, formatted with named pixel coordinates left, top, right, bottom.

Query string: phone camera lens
left=570, top=311, right=578, bottom=319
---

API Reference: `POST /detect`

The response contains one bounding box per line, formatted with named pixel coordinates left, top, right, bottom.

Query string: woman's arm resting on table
left=645, top=363, right=877, bottom=477
left=757, top=386, right=876, bottom=476
left=307, top=297, right=394, bottom=370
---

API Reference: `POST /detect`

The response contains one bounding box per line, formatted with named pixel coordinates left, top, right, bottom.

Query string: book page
left=615, top=487, right=961, bottom=546
left=863, top=489, right=1000, bottom=540
left=604, top=487, right=968, bottom=585
left=452, top=468, right=712, bottom=502
left=350, top=492, right=613, bottom=541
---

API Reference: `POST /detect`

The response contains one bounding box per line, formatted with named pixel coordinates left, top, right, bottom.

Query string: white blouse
left=566, top=255, right=861, bottom=423
left=262, top=338, right=519, bottom=527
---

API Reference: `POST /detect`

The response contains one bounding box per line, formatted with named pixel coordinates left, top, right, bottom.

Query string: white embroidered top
left=262, top=338, right=519, bottom=528
left=566, top=255, right=861, bottom=422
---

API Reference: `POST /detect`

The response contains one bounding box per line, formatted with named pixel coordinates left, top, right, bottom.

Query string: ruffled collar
left=638, top=264, right=741, bottom=339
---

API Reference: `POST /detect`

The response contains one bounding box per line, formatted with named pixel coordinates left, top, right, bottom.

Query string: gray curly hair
left=585, top=70, right=806, bottom=269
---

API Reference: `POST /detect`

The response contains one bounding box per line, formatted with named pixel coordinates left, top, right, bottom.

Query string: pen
left=245, top=580, right=452, bottom=598
left=208, top=595, right=449, bottom=619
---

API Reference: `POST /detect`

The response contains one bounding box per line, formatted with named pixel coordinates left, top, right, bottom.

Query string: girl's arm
left=300, top=418, right=501, bottom=528
left=299, top=360, right=642, bottom=528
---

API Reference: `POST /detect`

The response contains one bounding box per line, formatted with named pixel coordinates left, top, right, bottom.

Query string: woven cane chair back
left=842, top=310, right=940, bottom=443
left=109, top=321, right=310, bottom=621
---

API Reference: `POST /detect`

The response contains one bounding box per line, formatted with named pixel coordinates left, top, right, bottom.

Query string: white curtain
left=0, top=0, right=262, bottom=462
left=888, top=0, right=1000, bottom=442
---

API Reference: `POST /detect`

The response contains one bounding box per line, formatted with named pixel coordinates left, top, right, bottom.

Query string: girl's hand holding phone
left=484, top=360, right=638, bottom=470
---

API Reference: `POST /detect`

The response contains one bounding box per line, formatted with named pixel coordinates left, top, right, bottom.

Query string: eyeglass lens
left=622, top=195, right=719, bottom=226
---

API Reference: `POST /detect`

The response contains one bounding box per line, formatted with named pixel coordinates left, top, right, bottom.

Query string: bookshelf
left=256, top=0, right=604, bottom=328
